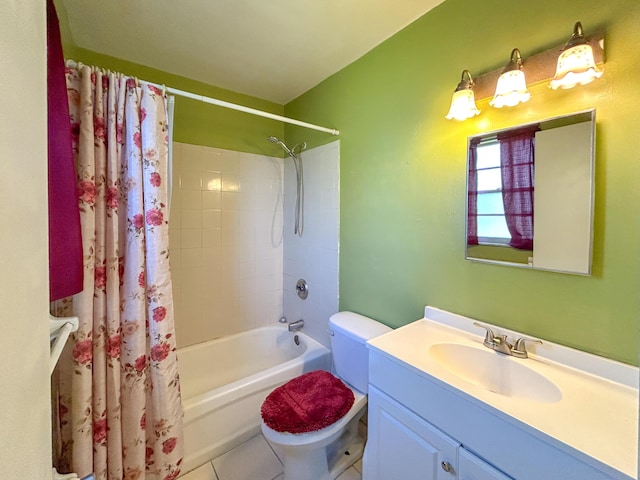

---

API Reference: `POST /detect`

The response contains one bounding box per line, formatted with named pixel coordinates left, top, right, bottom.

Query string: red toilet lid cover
left=261, top=370, right=355, bottom=434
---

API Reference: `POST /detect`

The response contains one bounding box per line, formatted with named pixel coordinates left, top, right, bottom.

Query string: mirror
left=465, top=110, right=595, bottom=275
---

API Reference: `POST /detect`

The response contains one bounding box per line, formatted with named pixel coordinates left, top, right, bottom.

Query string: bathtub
left=178, top=325, right=331, bottom=474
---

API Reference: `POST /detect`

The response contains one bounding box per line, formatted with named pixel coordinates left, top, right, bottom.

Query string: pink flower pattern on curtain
left=53, top=64, right=183, bottom=480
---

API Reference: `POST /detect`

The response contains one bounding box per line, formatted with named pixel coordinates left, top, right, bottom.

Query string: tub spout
left=288, top=319, right=304, bottom=332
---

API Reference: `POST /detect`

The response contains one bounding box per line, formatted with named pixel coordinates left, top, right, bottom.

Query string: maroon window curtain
left=498, top=127, right=538, bottom=250
left=467, top=140, right=479, bottom=246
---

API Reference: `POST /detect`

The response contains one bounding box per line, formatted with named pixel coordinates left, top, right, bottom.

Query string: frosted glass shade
left=490, top=70, right=531, bottom=108
left=446, top=89, right=480, bottom=121
left=550, top=44, right=603, bottom=90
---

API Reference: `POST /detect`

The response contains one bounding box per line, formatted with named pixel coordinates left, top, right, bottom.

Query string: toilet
left=261, top=312, right=392, bottom=480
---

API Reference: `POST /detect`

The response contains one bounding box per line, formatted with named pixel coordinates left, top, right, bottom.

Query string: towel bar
left=49, top=315, right=79, bottom=375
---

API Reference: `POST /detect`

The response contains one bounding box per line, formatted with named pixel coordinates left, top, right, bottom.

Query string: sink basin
left=429, top=343, right=562, bottom=403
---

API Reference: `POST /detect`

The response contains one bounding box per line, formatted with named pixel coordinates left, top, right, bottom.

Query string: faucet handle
left=511, top=337, right=542, bottom=359
left=473, top=322, right=496, bottom=348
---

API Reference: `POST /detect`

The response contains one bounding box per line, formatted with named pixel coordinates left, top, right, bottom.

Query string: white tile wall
left=170, top=143, right=284, bottom=347
left=283, top=141, right=340, bottom=348
left=170, top=140, right=339, bottom=349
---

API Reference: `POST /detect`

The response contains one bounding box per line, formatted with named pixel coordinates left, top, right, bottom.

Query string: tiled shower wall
left=283, top=141, right=340, bottom=348
left=170, top=143, right=284, bottom=347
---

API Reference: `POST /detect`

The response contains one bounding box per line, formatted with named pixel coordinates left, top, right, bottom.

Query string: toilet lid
left=261, top=370, right=355, bottom=434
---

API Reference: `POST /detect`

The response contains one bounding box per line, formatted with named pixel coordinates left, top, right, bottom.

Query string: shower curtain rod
left=66, top=61, right=339, bottom=135
left=148, top=81, right=340, bottom=136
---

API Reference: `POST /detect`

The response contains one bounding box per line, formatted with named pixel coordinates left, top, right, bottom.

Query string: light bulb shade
left=446, top=89, right=480, bottom=121
left=550, top=43, right=603, bottom=89
left=490, top=69, right=531, bottom=108
left=446, top=70, right=479, bottom=121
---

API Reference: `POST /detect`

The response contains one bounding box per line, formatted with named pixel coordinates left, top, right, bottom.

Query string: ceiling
left=58, top=0, right=445, bottom=104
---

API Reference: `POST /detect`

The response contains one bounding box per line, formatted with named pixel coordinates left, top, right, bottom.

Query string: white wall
left=283, top=141, right=340, bottom=348
left=0, top=1, right=52, bottom=477
left=170, top=143, right=284, bottom=346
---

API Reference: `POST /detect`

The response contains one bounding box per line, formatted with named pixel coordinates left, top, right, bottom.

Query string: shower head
left=267, top=136, right=294, bottom=157
left=267, top=136, right=306, bottom=237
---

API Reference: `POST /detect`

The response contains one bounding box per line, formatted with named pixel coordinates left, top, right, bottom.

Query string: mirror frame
left=464, top=109, right=596, bottom=275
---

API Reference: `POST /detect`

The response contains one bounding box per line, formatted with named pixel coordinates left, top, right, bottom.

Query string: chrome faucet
left=473, top=322, right=542, bottom=359
left=288, top=319, right=304, bottom=332
left=511, top=336, right=542, bottom=358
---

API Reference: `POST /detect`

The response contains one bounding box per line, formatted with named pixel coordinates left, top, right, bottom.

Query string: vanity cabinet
left=366, top=386, right=512, bottom=480
left=365, top=346, right=627, bottom=480
left=366, top=386, right=458, bottom=480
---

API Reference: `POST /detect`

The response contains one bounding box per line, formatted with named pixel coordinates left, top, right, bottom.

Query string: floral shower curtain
left=53, top=63, right=183, bottom=480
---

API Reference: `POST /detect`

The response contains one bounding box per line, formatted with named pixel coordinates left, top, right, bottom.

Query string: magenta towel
left=261, top=370, right=355, bottom=433
left=47, top=0, right=83, bottom=301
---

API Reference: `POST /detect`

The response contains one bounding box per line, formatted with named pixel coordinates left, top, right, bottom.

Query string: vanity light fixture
left=445, top=69, right=480, bottom=121
left=550, top=21, right=603, bottom=90
left=489, top=48, right=531, bottom=108
left=446, top=24, right=604, bottom=120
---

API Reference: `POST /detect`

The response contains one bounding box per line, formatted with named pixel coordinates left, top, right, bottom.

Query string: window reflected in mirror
left=475, top=141, right=511, bottom=243
left=465, top=110, right=595, bottom=275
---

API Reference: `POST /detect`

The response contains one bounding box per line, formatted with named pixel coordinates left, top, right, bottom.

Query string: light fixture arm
left=504, top=48, right=524, bottom=72
left=564, top=21, right=588, bottom=49
left=454, top=69, right=475, bottom=92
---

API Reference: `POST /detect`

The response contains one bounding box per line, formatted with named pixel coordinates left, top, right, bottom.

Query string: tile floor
left=179, top=433, right=363, bottom=480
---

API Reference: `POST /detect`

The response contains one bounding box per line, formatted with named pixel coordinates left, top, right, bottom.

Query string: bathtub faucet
left=288, top=319, right=304, bottom=332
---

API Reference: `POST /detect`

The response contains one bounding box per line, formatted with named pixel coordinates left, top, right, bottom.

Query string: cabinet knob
left=441, top=461, right=453, bottom=473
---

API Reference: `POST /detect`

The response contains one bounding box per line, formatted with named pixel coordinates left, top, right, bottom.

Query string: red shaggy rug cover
left=261, top=370, right=355, bottom=434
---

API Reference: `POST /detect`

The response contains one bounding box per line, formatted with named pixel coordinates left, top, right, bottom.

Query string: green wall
left=285, top=0, right=640, bottom=364
left=63, top=47, right=287, bottom=157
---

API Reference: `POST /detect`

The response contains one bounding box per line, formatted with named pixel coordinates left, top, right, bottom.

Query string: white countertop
left=367, top=307, right=639, bottom=479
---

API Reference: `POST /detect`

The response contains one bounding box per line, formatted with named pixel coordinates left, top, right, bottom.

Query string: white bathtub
left=178, top=325, right=331, bottom=474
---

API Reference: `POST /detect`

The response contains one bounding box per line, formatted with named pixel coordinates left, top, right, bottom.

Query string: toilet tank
left=329, top=312, right=392, bottom=393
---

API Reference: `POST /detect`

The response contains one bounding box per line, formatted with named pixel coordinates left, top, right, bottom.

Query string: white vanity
left=364, top=307, right=638, bottom=480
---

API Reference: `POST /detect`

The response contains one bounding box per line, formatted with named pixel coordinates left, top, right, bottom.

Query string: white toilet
left=261, top=312, right=391, bottom=480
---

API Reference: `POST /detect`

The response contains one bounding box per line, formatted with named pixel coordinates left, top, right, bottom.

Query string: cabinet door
left=458, top=448, right=513, bottom=480
left=365, top=387, right=458, bottom=480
